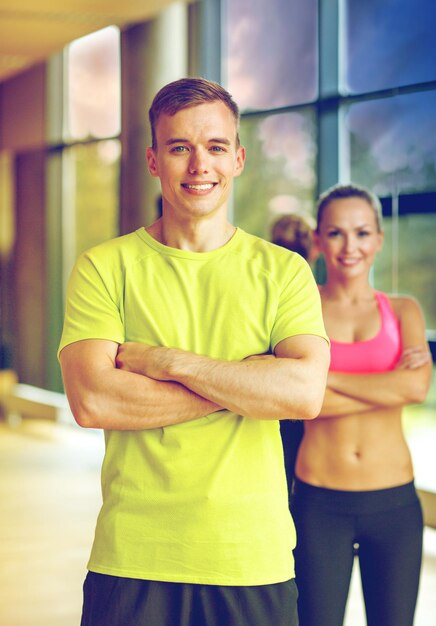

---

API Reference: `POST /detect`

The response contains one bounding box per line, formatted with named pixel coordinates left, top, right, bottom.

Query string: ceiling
left=0, top=0, right=189, bottom=84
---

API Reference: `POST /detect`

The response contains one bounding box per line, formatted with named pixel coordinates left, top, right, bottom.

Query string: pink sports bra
left=329, top=291, right=402, bottom=373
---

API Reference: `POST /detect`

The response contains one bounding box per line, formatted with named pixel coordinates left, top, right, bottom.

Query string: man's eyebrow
left=164, top=137, right=232, bottom=146
left=209, top=137, right=231, bottom=145
left=165, top=137, right=189, bottom=146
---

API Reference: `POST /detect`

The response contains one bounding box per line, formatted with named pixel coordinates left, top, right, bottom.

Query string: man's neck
left=147, top=217, right=236, bottom=253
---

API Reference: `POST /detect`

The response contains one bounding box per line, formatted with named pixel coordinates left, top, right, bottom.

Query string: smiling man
left=58, top=77, right=330, bottom=626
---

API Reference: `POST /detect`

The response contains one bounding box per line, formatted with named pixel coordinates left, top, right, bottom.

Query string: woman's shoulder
left=380, top=292, right=423, bottom=320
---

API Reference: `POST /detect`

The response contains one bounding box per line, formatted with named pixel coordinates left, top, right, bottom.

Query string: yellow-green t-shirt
left=58, top=227, right=328, bottom=586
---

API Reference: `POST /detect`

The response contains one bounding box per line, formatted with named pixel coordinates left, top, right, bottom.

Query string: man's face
left=146, top=101, right=245, bottom=221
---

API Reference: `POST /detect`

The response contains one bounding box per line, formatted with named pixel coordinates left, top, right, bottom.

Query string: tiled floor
left=0, top=418, right=435, bottom=625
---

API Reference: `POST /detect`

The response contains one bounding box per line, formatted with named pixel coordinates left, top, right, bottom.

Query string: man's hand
left=116, top=342, right=176, bottom=380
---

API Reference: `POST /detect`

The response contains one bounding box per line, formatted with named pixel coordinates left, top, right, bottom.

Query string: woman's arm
left=327, top=297, right=432, bottom=408
left=318, top=387, right=377, bottom=418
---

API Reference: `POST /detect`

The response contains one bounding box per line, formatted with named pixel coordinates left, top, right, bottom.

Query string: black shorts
left=80, top=572, right=299, bottom=626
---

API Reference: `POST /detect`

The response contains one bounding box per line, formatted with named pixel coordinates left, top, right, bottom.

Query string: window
left=234, top=110, right=317, bottom=238
left=62, top=141, right=120, bottom=274
left=65, top=26, right=121, bottom=140
left=343, top=89, right=436, bottom=331
left=344, top=0, right=436, bottom=94
left=61, top=27, right=122, bottom=282
left=224, top=0, right=319, bottom=239
left=223, top=0, right=436, bottom=493
left=343, top=91, right=436, bottom=196
left=341, top=0, right=436, bottom=492
left=224, top=0, right=318, bottom=110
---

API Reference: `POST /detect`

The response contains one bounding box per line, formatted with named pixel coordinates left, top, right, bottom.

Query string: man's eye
left=171, top=146, right=188, bottom=153
left=358, top=231, right=370, bottom=237
left=210, top=146, right=225, bottom=152
left=327, top=231, right=340, bottom=238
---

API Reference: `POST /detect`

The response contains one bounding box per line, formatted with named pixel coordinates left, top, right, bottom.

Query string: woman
left=292, top=184, right=432, bottom=626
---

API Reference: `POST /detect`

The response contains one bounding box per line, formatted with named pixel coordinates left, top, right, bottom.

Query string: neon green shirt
left=59, top=227, right=328, bottom=586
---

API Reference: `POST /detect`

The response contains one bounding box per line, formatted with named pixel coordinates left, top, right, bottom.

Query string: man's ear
left=234, top=145, right=246, bottom=178
left=146, top=147, right=159, bottom=177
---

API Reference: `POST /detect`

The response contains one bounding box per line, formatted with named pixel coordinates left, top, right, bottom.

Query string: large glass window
left=61, top=27, right=122, bottom=284
left=65, top=26, right=121, bottom=140
left=344, top=0, right=436, bottom=94
left=224, top=0, right=318, bottom=110
left=223, top=0, right=436, bottom=495
left=343, top=91, right=436, bottom=196
left=234, top=110, right=317, bottom=238
left=343, top=91, right=436, bottom=330
left=372, top=212, right=436, bottom=329
left=341, top=1, right=436, bottom=494
left=62, top=140, right=120, bottom=281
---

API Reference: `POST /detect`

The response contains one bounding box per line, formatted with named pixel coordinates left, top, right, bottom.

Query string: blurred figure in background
left=271, top=213, right=320, bottom=498
left=271, top=213, right=319, bottom=266
left=292, top=183, right=432, bottom=626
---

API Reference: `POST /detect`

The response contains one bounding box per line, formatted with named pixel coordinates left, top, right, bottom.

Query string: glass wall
left=65, top=26, right=121, bottom=141
left=42, top=27, right=122, bottom=391
left=61, top=27, right=121, bottom=282
left=343, top=0, right=436, bottom=93
left=223, top=0, right=319, bottom=236
left=223, top=0, right=436, bottom=492
left=235, top=110, right=317, bottom=238
left=224, top=0, right=318, bottom=110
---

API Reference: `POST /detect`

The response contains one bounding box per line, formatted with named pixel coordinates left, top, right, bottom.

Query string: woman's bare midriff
left=295, top=406, right=414, bottom=491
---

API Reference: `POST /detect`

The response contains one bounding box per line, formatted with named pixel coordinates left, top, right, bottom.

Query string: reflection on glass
left=66, top=26, right=121, bottom=140
left=63, top=140, right=120, bottom=271
left=234, top=110, right=317, bottom=238
left=344, top=91, right=436, bottom=196
left=344, top=0, right=436, bottom=94
left=224, top=0, right=318, bottom=110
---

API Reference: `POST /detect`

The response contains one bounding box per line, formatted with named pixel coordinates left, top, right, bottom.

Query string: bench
left=1, top=383, right=73, bottom=425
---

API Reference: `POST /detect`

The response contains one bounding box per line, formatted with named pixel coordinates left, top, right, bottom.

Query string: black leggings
left=291, top=479, right=423, bottom=626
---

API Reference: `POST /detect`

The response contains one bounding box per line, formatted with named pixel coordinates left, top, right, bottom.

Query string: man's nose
left=188, top=149, right=209, bottom=175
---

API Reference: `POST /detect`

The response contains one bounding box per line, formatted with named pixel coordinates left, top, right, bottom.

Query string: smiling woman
left=291, top=182, right=432, bottom=626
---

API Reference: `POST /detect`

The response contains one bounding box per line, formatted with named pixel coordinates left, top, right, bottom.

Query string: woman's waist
left=291, top=477, right=419, bottom=515
left=295, top=414, right=413, bottom=489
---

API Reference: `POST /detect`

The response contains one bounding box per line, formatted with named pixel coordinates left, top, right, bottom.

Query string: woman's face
left=315, top=196, right=384, bottom=278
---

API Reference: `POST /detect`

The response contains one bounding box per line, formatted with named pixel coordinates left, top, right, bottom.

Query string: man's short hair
left=149, top=77, right=240, bottom=150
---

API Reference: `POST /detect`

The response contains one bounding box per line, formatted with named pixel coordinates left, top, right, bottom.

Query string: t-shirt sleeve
left=58, top=252, right=125, bottom=357
left=270, top=254, right=329, bottom=350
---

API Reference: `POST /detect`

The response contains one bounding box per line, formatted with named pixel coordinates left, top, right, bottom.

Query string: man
left=59, top=77, right=330, bottom=626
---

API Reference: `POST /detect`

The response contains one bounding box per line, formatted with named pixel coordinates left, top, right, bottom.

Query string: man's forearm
left=60, top=340, right=221, bottom=431
left=68, top=369, right=221, bottom=430
left=117, top=339, right=329, bottom=421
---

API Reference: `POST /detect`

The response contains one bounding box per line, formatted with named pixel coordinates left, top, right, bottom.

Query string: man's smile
left=181, top=183, right=217, bottom=191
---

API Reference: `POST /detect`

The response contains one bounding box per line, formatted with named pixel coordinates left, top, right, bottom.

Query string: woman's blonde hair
left=316, top=183, right=383, bottom=233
